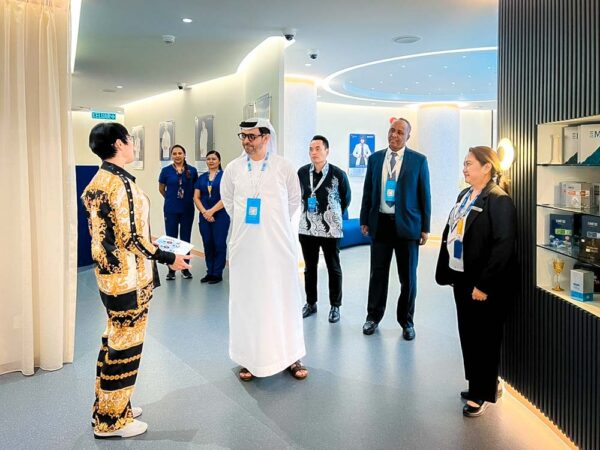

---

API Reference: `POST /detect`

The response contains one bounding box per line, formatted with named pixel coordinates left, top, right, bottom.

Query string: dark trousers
left=453, top=277, right=504, bottom=403
left=366, top=213, right=419, bottom=327
left=199, top=212, right=230, bottom=277
left=164, top=210, right=195, bottom=244
left=299, top=235, right=342, bottom=307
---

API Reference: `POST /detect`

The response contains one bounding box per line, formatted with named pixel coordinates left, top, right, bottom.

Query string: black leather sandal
left=288, top=361, right=308, bottom=380
left=239, top=368, right=254, bottom=381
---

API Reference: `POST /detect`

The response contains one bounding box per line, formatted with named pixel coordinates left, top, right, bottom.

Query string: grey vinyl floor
left=0, top=244, right=567, bottom=450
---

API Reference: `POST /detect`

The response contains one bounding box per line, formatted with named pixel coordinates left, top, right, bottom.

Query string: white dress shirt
left=379, top=146, right=405, bottom=214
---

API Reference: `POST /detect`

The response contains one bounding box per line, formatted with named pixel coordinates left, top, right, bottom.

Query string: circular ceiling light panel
left=393, top=35, right=421, bottom=44
left=322, top=47, right=497, bottom=105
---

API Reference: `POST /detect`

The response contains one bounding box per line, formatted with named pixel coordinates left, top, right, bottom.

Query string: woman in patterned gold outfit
left=82, top=123, right=192, bottom=439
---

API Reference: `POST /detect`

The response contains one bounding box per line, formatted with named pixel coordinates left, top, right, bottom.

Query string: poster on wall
left=254, top=93, right=271, bottom=120
left=159, top=120, right=175, bottom=163
left=195, top=115, right=214, bottom=162
left=130, top=126, right=145, bottom=170
left=348, top=133, right=375, bottom=177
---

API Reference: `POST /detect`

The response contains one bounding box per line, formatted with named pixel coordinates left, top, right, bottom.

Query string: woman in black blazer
left=435, top=146, right=517, bottom=417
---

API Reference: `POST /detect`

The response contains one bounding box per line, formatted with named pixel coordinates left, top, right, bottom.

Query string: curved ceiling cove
left=322, top=47, right=497, bottom=105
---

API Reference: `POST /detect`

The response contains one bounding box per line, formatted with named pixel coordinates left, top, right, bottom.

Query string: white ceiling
left=73, top=0, right=498, bottom=112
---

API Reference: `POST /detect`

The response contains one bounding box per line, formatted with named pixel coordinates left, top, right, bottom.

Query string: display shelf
left=536, top=244, right=600, bottom=268
left=538, top=285, right=600, bottom=319
left=537, top=163, right=600, bottom=167
left=537, top=203, right=600, bottom=216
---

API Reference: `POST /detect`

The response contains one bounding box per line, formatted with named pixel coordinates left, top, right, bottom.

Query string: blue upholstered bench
left=340, top=211, right=371, bottom=249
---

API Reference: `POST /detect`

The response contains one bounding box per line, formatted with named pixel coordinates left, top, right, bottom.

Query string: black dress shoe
left=200, top=274, right=212, bottom=283
left=402, top=326, right=416, bottom=340
left=463, top=400, right=489, bottom=417
left=302, top=303, right=317, bottom=318
left=328, top=306, right=340, bottom=323
left=362, top=320, right=378, bottom=335
left=181, top=269, right=193, bottom=279
left=208, top=276, right=223, bottom=284
left=166, top=270, right=175, bottom=280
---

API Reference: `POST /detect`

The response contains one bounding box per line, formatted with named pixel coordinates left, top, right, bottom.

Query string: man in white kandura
left=221, top=118, right=308, bottom=382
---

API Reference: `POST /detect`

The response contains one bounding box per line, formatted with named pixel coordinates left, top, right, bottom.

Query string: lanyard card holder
left=245, top=197, right=261, bottom=224
left=307, top=196, right=318, bottom=213
left=385, top=179, right=396, bottom=203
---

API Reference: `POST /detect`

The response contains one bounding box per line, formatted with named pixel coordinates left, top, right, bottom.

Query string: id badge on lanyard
left=308, top=196, right=318, bottom=213
left=245, top=198, right=261, bottom=224
left=385, top=179, right=396, bottom=202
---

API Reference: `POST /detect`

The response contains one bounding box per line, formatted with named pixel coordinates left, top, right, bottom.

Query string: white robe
left=221, top=153, right=305, bottom=377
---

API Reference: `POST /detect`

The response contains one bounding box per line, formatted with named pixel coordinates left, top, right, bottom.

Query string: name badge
left=385, top=179, right=396, bottom=202
left=453, top=240, right=463, bottom=259
left=307, top=196, right=318, bottom=213
left=245, top=198, right=261, bottom=224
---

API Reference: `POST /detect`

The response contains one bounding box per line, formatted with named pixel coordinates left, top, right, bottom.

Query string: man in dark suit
left=360, top=118, right=431, bottom=339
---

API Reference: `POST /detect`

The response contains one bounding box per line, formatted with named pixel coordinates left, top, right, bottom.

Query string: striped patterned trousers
left=92, top=282, right=153, bottom=432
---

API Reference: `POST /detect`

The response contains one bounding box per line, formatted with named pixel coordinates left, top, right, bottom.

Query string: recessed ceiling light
left=487, top=66, right=492, bottom=69
left=348, top=80, right=353, bottom=84
left=462, top=55, right=467, bottom=59
left=371, top=87, right=375, bottom=90
left=401, top=64, right=406, bottom=68
left=467, top=74, right=472, bottom=78
left=451, top=82, right=456, bottom=85
left=393, top=35, right=421, bottom=44
left=379, top=80, right=384, bottom=84
left=389, top=73, right=393, bottom=77
left=116, top=85, right=123, bottom=89
left=415, top=81, right=420, bottom=84
left=305, top=63, right=312, bottom=67
left=182, top=18, right=193, bottom=23
left=427, top=74, right=432, bottom=78
left=404, top=87, right=409, bottom=91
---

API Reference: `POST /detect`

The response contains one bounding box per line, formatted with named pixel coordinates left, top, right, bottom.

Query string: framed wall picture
left=348, top=133, right=375, bottom=177
left=254, top=93, right=271, bottom=120
left=159, top=120, right=175, bottom=162
left=130, top=126, right=144, bottom=170
left=195, top=115, right=214, bottom=162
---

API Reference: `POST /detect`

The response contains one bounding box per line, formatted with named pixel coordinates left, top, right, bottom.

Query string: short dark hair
left=89, top=122, right=129, bottom=160
left=393, top=117, right=412, bottom=133
left=311, top=134, right=329, bottom=149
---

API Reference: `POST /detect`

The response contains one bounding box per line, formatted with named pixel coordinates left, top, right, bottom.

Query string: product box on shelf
left=579, top=215, right=600, bottom=263
left=563, top=125, right=579, bottom=164
left=574, top=262, right=600, bottom=293
left=578, top=124, right=600, bottom=164
left=561, top=182, right=593, bottom=209
left=570, top=269, right=595, bottom=302
left=549, top=214, right=577, bottom=250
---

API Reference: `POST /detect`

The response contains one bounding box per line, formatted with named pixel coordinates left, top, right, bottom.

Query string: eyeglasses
left=126, top=135, right=135, bottom=143
left=237, top=132, right=264, bottom=142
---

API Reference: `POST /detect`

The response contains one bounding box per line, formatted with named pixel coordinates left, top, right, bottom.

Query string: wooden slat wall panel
left=498, top=1, right=600, bottom=448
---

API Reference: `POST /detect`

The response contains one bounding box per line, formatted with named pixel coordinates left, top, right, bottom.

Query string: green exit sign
left=91, top=111, right=117, bottom=120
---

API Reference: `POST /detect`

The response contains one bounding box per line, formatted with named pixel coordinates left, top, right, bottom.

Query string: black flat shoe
left=200, top=274, right=212, bottom=283
left=166, top=270, right=175, bottom=280
left=463, top=400, right=489, bottom=417
left=208, top=276, right=223, bottom=284
left=302, top=303, right=317, bottom=318
left=328, top=306, right=340, bottom=323
left=181, top=269, right=193, bottom=279
left=362, top=320, right=378, bottom=335
left=402, top=326, right=416, bottom=341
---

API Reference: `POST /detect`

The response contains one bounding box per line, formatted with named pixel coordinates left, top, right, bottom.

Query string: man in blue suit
left=360, top=118, right=431, bottom=339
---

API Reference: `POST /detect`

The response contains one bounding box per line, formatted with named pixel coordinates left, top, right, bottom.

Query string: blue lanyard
left=450, top=188, right=479, bottom=231
left=247, top=152, right=269, bottom=197
left=247, top=152, right=270, bottom=172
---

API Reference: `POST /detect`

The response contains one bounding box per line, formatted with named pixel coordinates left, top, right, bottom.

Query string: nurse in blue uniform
left=159, top=144, right=198, bottom=280
left=193, top=150, right=230, bottom=284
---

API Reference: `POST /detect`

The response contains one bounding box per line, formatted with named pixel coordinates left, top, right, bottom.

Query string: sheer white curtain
left=0, top=0, right=77, bottom=375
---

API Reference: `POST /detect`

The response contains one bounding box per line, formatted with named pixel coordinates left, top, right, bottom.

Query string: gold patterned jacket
left=81, top=162, right=175, bottom=296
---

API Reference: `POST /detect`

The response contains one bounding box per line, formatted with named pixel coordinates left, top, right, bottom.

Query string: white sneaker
left=93, top=419, right=148, bottom=439
left=91, top=407, right=142, bottom=427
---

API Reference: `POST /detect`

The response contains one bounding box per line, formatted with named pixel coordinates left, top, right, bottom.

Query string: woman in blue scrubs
left=193, top=150, right=230, bottom=284
left=159, top=144, right=198, bottom=280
